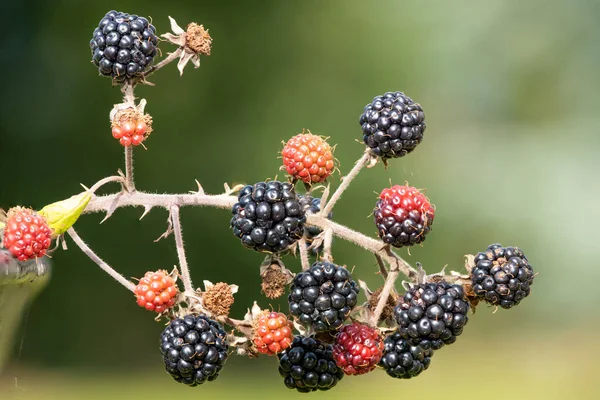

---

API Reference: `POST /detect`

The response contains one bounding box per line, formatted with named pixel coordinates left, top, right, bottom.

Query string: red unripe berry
left=134, top=270, right=179, bottom=313
left=332, top=323, right=383, bottom=375
left=253, top=311, right=294, bottom=356
left=282, top=132, right=335, bottom=184
left=121, top=121, right=134, bottom=137
left=131, top=135, right=144, bottom=146
left=135, top=121, right=147, bottom=136
left=112, top=126, right=123, bottom=139
left=2, top=207, right=53, bottom=261
left=120, top=136, right=131, bottom=147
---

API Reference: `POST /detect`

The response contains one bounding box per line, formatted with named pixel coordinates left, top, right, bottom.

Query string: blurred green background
left=1, top=0, right=599, bottom=399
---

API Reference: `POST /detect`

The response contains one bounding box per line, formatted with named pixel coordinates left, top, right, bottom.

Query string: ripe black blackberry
left=394, top=281, right=469, bottom=350
left=230, top=181, right=306, bottom=253
left=299, top=194, right=332, bottom=253
left=90, top=10, right=159, bottom=81
left=359, top=91, right=425, bottom=160
left=379, top=330, right=433, bottom=379
left=160, top=314, right=228, bottom=386
left=288, top=261, right=359, bottom=332
left=470, top=244, right=534, bottom=309
left=278, top=336, right=344, bottom=392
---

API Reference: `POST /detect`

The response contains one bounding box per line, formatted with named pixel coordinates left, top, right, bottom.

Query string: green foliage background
left=1, top=0, right=599, bottom=399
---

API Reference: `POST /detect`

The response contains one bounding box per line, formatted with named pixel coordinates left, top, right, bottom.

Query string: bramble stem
left=370, top=268, right=399, bottom=326
left=375, top=254, right=388, bottom=279
left=322, top=228, right=333, bottom=261
left=298, top=238, right=311, bottom=271
left=124, top=146, right=135, bottom=192
left=171, top=206, right=194, bottom=294
left=88, top=176, right=126, bottom=194
left=145, top=47, right=184, bottom=77
left=67, top=228, right=135, bottom=292
left=321, top=150, right=370, bottom=216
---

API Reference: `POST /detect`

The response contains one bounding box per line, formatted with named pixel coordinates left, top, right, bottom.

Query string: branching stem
left=145, top=47, right=184, bottom=77
left=171, top=206, right=194, bottom=294
left=321, top=150, right=370, bottom=216
left=298, top=238, right=311, bottom=271
left=67, top=228, right=135, bottom=292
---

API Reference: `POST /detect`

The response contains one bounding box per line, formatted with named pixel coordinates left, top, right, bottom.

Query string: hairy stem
left=121, top=82, right=136, bottom=105
left=321, top=150, right=370, bottom=216
left=375, top=253, right=388, bottom=279
left=124, top=146, right=135, bottom=192
left=171, top=206, right=194, bottom=294
left=88, top=176, right=126, bottom=194
left=322, top=228, right=333, bottom=262
left=145, top=47, right=184, bottom=77
left=370, top=268, right=399, bottom=326
left=67, top=228, right=135, bottom=292
left=298, top=238, right=311, bottom=271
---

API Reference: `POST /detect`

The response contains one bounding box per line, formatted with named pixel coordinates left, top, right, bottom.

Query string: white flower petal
left=168, top=16, right=185, bottom=35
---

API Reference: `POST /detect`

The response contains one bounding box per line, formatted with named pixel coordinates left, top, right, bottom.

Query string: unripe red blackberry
left=2, top=207, right=53, bottom=261
left=374, top=185, right=434, bottom=248
left=253, top=311, right=294, bottom=355
left=90, top=10, right=159, bottom=81
left=332, top=322, right=383, bottom=375
left=282, top=132, right=335, bottom=184
left=134, top=270, right=179, bottom=313
left=470, top=244, right=534, bottom=309
left=394, top=281, right=469, bottom=350
left=359, top=91, right=425, bottom=160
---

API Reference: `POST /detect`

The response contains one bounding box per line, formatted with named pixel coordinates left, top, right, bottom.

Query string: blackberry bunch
left=299, top=195, right=332, bottom=253
left=160, top=315, right=228, bottom=386
left=288, top=262, right=359, bottom=332
left=394, top=282, right=469, bottom=350
left=90, top=10, right=159, bottom=81
left=230, top=181, right=306, bottom=253
left=379, top=331, right=433, bottom=379
left=359, top=92, right=425, bottom=160
left=278, top=336, right=344, bottom=392
left=471, top=244, right=534, bottom=309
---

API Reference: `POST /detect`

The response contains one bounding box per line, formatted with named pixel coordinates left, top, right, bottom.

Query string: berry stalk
left=66, top=227, right=135, bottom=292
left=370, top=269, right=399, bottom=326
left=321, top=150, right=370, bottom=217
left=170, top=205, right=194, bottom=294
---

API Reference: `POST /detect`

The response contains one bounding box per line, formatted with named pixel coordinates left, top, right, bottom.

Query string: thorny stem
left=298, top=238, right=311, bottom=271
left=375, top=253, right=388, bottom=279
left=66, top=227, right=135, bottom=292
left=88, top=176, right=126, bottom=194
left=145, top=47, right=184, bottom=78
left=124, top=146, right=135, bottom=192
left=171, top=206, right=194, bottom=294
left=322, top=228, right=333, bottom=262
left=321, top=150, right=370, bottom=217
left=370, top=268, right=399, bottom=326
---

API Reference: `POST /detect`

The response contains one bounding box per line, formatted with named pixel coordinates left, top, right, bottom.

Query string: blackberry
left=288, top=261, right=359, bottom=332
left=379, top=330, right=433, bottom=379
left=359, top=91, right=425, bottom=160
left=299, top=195, right=332, bottom=253
left=471, top=244, right=534, bottom=309
left=160, top=314, right=228, bottom=386
left=394, top=281, right=469, bottom=350
left=374, top=185, right=434, bottom=248
left=278, top=336, right=344, bottom=392
left=230, top=181, right=306, bottom=253
left=90, top=10, right=159, bottom=81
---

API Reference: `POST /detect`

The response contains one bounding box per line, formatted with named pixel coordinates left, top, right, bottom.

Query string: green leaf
left=39, top=192, right=91, bottom=236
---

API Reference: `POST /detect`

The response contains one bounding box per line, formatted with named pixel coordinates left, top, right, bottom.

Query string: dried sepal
left=162, top=16, right=212, bottom=76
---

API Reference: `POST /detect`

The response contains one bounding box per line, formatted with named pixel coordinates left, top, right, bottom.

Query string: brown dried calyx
left=202, top=282, right=235, bottom=316
left=111, top=107, right=153, bottom=134
left=368, top=286, right=399, bottom=322
left=260, top=259, right=294, bottom=299
left=185, top=23, right=212, bottom=55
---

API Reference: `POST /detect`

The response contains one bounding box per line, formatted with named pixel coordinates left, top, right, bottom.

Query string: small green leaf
left=39, top=192, right=91, bottom=236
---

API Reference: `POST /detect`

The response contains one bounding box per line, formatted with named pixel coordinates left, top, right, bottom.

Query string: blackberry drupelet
left=359, top=91, right=425, bottom=160
left=470, top=244, right=534, bottom=309
left=230, top=181, right=306, bottom=253
left=160, top=314, right=228, bottom=386
left=278, top=336, right=344, bottom=392
left=288, top=261, right=359, bottom=332
left=394, top=281, right=469, bottom=350
left=379, top=330, right=433, bottom=379
left=90, top=10, right=159, bottom=81
left=374, top=185, right=435, bottom=248
left=299, top=195, right=332, bottom=253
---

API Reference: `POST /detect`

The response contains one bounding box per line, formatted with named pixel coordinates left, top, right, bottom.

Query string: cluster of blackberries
left=160, top=315, right=228, bottom=386
left=230, top=181, right=306, bottom=254
left=359, top=91, right=426, bottom=160
left=288, top=261, right=359, bottom=332
left=90, top=10, right=158, bottom=81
